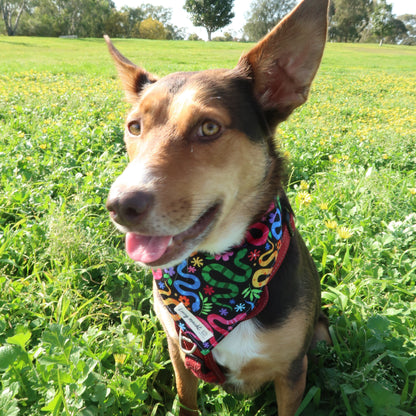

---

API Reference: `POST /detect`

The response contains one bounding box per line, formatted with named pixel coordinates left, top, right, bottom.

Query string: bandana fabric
left=152, top=198, right=284, bottom=355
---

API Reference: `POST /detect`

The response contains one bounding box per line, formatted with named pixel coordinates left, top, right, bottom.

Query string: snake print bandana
left=152, top=198, right=284, bottom=355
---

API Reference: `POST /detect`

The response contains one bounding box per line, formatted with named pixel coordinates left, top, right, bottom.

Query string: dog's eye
left=198, top=120, right=221, bottom=139
left=128, top=121, right=141, bottom=136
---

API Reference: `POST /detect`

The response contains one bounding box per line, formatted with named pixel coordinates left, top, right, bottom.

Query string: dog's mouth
left=125, top=203, right=221, bottom=268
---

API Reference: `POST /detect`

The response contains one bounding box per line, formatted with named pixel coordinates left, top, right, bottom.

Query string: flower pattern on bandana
left=152, top=198, right=284, bottom=355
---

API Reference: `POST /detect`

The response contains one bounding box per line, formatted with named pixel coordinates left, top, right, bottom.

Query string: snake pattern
left=153, top=198, right=285, bottom=355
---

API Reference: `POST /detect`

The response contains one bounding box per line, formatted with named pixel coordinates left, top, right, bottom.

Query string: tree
left=370, top=0, right=407, bottom=45
left=184, top=0, right=234, bottom=41
left=116, top=6, right=145, bottom=38
left=135, top=17, right=166, bottom=39
left=15, top=0, right=115, bottom=37
left=385, top=18, right=407, bottom=44
left=243, top=0, right=296, bottom=41
left=76, top=0, right=114, bottom=37
left=108, top=4, right=180, bottom=39
left=165, top=24, right=186, bottom=40
left=329, top=0, right=372, bottom=42
left=5, top=0, right=182, bottom=39
left=399, top=14, right=416, bottom=45
left=188, top=32, right=202, bottom=41
left=0, top=0, right=28, bottom=35
left=212, top=31, right=234, bottom=41
left=16, top=0, right=63, bottom=36
left=103, top=9, right=127, bottom=38
left=141, top=3, right=172, bottom=26
left=139, top=4, right=185, bottom=39
left=371, top=0, right=394, bottom=44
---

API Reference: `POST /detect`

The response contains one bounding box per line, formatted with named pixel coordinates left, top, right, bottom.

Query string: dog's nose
left=106, top=190, right=154, bottom=227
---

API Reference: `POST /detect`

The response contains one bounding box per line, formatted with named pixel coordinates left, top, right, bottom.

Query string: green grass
left=0, top=36, right=416, bottom=415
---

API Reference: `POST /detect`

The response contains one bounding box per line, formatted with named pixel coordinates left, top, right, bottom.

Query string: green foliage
left=399, top=14, right=416, bottom=45
left=329, top=0, right=410, bottom=45
left=136, top=18, right=167, bottom=40
left=16, top=0, right=112, bottom=37
left=3, top=0, right=184, bottom=40
left=0, top=38, right=416, bottom=415
left=184, top=0, right=235, bottom=41
left=212, top=32, right=234, bottom=42
left=188, top=33, right=203, bottom=41
left=0, top=0, right=27, bottom=35
left=329, top=0, right=373, bottom=42
left=370, top=0, right=407, bottom=44
left=243, top=0, right=296, bottom=42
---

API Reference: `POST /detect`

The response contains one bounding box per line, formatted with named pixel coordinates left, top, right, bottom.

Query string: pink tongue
left=126, top=232, right=173, bottom=264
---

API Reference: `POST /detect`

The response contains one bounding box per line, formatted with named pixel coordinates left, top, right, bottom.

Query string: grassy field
left=0, top=36, right=416, bottom=415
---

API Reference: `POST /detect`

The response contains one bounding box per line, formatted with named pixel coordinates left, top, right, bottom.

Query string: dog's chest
left=212, top=319, right=264, bottom=388
left=155, top=283, right=309, bottom=394
left=154, top=287, right=263, bottom=387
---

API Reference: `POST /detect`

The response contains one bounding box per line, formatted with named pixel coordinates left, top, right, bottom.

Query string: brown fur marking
left=105, top=1, right=330, bottom=415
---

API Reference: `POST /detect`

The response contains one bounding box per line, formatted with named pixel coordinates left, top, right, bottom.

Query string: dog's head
left=106, top=0, right=328, bottom=269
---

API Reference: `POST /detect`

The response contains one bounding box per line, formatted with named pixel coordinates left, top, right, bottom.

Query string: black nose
left=106, top=190, right=154, bottom=227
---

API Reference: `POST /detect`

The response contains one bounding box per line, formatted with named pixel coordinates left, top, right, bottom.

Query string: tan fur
left=153, top=284, right=199, bottom=415
left=274, top=355, right=308, bottom=416
left=105, top=0, right=330, bottom=415
left=236, top=308, right=311, bottom=392
left=121, top=80, right=270, bottom=248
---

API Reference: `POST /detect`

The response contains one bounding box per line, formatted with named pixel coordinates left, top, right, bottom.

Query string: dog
left=105, top=0, right=330, bottom=414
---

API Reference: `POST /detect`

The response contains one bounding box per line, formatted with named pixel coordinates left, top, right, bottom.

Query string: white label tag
left=174, top=303, right=213, bottom=343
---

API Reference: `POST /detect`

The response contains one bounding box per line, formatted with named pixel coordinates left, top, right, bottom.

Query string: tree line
left=1, top=0, right=415, bottom=45
left=0, top=0, right=186, bottom=39
left=244, top=0, right=415, bottom=45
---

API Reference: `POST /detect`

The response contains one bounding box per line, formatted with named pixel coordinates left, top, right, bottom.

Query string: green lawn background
left=0, top=37, right=416, bottom=415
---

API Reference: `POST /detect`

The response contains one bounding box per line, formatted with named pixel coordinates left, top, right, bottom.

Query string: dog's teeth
left=167, top=237, right=174, bottom=247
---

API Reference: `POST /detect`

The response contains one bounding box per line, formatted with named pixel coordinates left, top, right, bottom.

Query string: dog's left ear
left=237, top=0, right=329, bottom=126
left=104, top=35, right=158, bottom=104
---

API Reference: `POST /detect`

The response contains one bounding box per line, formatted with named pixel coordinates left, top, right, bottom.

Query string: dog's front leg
left=274, top=354, right=308, bottom=416
left=153, top=285, right=199, bottom=415
left=167, top=337, right=199, bottom=416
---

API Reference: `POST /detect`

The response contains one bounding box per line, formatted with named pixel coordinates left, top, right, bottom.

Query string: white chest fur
left=212, top=319, right=263, bottom=388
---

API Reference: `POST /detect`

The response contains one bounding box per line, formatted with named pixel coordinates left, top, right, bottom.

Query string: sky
left=113, top=0, right=416, bottom=40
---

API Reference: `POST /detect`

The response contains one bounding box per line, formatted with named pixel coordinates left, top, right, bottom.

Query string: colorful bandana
left=152, top=198, right=284, bottom=355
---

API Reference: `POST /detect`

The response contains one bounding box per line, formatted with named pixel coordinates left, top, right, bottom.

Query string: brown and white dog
left=105, top=0, right=330, bottom=414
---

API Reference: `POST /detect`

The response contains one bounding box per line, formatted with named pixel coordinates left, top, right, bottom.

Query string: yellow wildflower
left=325, top=220, right=338, bottom=229
left=299, top=180, right=309, bottom=190
left=408, top=188, right=416, bottom=195
left=297, top=191, right=312, bottom=206
left=319, top=202, right=328, bottom=210
left=337, top=227, right=353, bottom=239
left=113, top=353, right=127, bottom=365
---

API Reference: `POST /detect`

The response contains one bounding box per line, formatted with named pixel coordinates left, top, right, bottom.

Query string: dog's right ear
left=104, top=35, right=158, bottom=104
left=236, top=0, right=328, bottom=127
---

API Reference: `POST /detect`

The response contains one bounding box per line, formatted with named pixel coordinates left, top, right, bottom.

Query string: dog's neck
left=152, top=197, right=291, bottom=354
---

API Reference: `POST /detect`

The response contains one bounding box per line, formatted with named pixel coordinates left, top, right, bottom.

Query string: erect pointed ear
left=104, top=35, right=158, bottom=104
left=237, top=0, right=329, bottom=126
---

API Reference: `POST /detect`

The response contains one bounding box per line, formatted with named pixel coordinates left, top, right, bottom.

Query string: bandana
left=152, top=198, right=287, bottom=355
